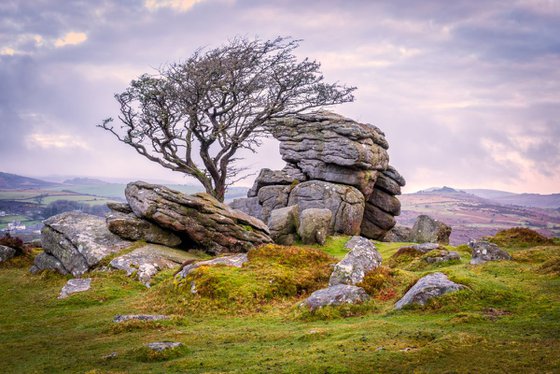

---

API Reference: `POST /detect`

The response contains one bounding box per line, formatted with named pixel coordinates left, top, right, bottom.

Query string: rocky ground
left=0, top=230, right=558, bottom=373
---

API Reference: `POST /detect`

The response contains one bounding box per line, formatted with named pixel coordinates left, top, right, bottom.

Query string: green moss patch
left=163, top=244, right=336, bottom=314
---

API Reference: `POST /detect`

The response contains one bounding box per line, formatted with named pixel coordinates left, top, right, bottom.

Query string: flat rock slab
left=302, top=284, right=370, bottom=311
left=110, top=244, right=196, bottom=287
left=126, top=181, right=272, bottom=254
left=106, top=210, right=182, bottom=247
left=424, top=250, right=461, bottom=264
left=268, top=111, right=389, bottom=196
left=176, top=253, right=248, bottom=279
left=113, top=314, right=169, bottom=323
left=146, top=342, right=183, bottom=352
left=329, top=236, right=382, bottom=286
left=58, top=278, right=92, bottom=299
left=394, top=272, right=464, bottom=309
left=469, top=240, right=512, bottom=265
left=39, top=211, right=131, bottom=276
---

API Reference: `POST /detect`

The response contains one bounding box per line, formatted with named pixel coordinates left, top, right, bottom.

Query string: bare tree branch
left=99, top=36, right=356, bottom=202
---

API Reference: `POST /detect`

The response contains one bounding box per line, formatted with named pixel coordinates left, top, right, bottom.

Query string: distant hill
left=417, top=187, right=560, bottom=209
left=398, top=190, right=560, bottom=245
left=0, top=172, right=58, bottom=190
left=463, top=189, right=560, bottom=209
left=461, top=188, right=517, bottom=200
left=63, top=177, right=109, bottom=185
left=417, top=186, right=463, bottom=194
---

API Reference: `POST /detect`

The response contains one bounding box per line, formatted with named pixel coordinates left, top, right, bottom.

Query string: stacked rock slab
left=361, top=166, right=405, bottom=240
left=125, top=181, right=272, bottom=254
left=230, top=111, right=405, bottom=240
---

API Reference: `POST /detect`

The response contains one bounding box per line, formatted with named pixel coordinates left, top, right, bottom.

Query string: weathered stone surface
left=288, top=180, right=364, bottom=235
left=58, top=278, right=92, bottom=299
left=391, top=243, right=444, bottom=261
left=411, top=243, right=442, bottom=253
left=258, top=185, right=292, bottom=223
left=298, top=208, right=332, bottom=245
left=424, top=250, right=461, bottom=264
left=146, top=342, right=182, bottom=352
left=41, top=212, right=131, bottom=276
left=176, top=253, right=248, bottom=279
left=410, top=215, right=452, bottom=244
left=268, top=111, right=389, bottom=196
left=106, top=210, right=182, bottom=247
left=113, top=314, right=169, bottom=323
left=394, top=272, right=465, bottom=309
left=375, top=166, right=406, bottom=195
left=282, top=163, right=307, bottom=181
left=296, top=160, right=379, bottom=198
left=302, top=284, right=370, bottom=310
left=0, top=245, right=16, bottom=263
left=360, top=221, right=387, bottom=241
left=229, top=197, right=265, bottom=222
left=106, top=202, right=133, bottom=214
left=368, top=188, right=401, bottom=215
left=469, top=240, right=512, bottom=265
left=247, top=168, right=301, bottom=197
left=110, top=244, right=195, bottom=287
left=329, top=236, right=382, bottom=286
left=361, top=203, right=396, bottom=240
left=383, top=165, right=406, bottom=187
left=268, top=205, right=299, bottom=245
left=125, top=181, right=272, bottom=254
left=30, top=252, right=69, bottom=274
left=364, top=204, right=396, bottom=229
left=382, top=225, right=413, bottom=242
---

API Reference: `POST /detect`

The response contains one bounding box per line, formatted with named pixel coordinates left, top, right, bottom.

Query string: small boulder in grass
left=329, top=236, right=382, bottom=286
left=146, top=342, right=183, bottom=352
left=176, top=253, right=248, bottom=279
left=58, top=278, right=92, bottom=299
left=113, top=314, right=169, bottom=323
left=423, top=250, right=461, bottom=264
left=302, top=284, right=370, bottom=311
left=394, top=272, right=465, bottom=309
left=469, top=240, right=512, bottom=265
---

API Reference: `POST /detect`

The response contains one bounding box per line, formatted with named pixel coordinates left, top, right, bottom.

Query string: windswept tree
left=100, top=37, right=355, bottom=202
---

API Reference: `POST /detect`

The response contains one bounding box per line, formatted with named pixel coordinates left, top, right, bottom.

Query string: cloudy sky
left=1, top=0, right=559, bottom=193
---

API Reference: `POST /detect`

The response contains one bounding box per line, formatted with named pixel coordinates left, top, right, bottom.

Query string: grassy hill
left=399, top=191, right=560, bottom=245
left=0, top=172, right=59, bottom=190
left=0, top=234, right=558, bottom=373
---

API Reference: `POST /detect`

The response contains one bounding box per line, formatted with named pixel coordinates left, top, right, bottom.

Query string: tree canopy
left=100, top=36, right=356, bottom=201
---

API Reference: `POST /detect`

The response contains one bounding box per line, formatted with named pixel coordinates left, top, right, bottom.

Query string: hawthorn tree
left=100, top=37, right=355, bottom=202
